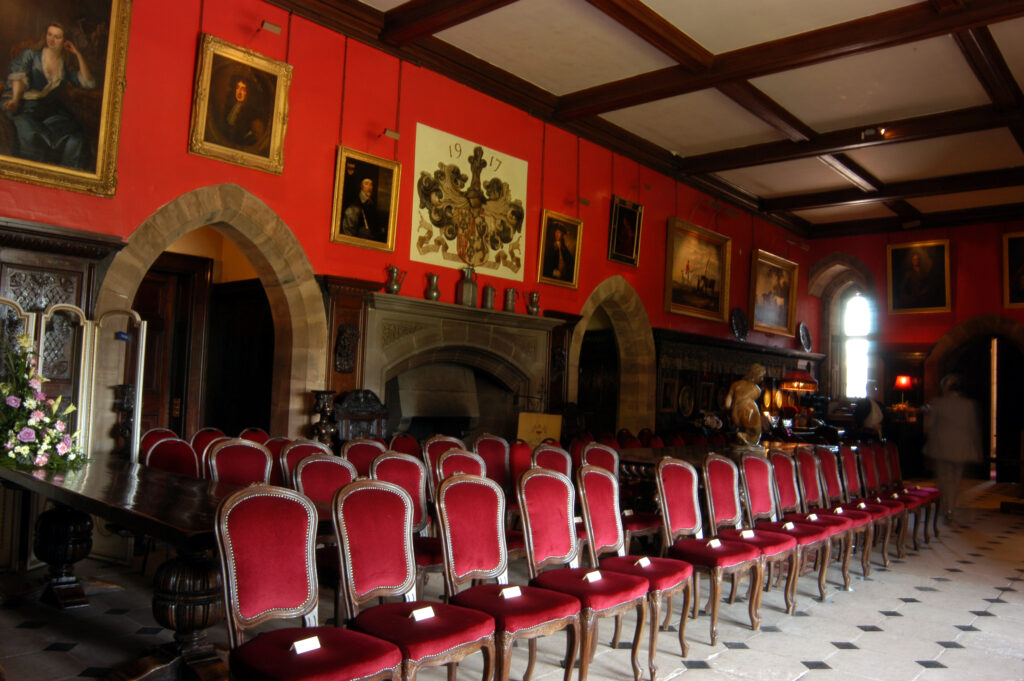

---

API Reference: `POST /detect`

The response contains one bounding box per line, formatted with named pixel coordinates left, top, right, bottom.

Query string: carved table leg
left=33, top=503, right=92, bottom=609
left=152, top=550, right=226, bottom=679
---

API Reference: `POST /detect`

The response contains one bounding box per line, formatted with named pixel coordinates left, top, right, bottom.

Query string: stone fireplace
left=358, top=293, right=562, bottom=442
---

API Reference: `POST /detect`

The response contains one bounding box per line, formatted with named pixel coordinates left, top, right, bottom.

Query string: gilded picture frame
left=664, top=217, right=731, bottom=322
left=330, top=147, right=400, bottom=252
left=1003, top=232, right=1024, bottom=309
left=608, top=195, right=642, bottom=266
left=537, top=209, right=582, bottom=289
left=749, top=249, right=798, bottom=336
left=188, top=34, right=292, bottom=174
left=887, top=239, right=950, bottom=314
left=0, top=0, right=132, bottom=196
left=659, top=376, right=677, bottom=412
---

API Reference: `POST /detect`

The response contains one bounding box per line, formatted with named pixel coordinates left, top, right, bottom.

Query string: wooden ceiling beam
left=809, top=202, right=1024, bottom=238
left=584, top=0, right=713, bottom=71
left=379, top=0, right=517, bottom=45
left=675, top=105, right=1020, bottom=174
left=762, top=166, right=1024, bottom=212
left=817, top=154, right=883, bottom=192
left=953, top=26, right=1024, bottom=151
left=556, top=0, right=1024, bottom=119
left=715, top=81, right=814, bottom=142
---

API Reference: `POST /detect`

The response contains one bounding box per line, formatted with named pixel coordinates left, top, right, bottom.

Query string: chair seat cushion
left=893, top=493, right=926, bottom=509
left=531, top=567, right=648, bottom=611
left=230, top=626, right=402, bottom=681
left=754, top=521, right=830, bottom=545
left=840, top=502, right=891, bottom=520
left=784, top=512, right=853, bottom=532
left=353, top=601, right=494, bottom=663
left=666, top=537, right=761, bottom=568
left=413, top=535, right=443, bottom=567
left=599, top=555, right=692, bottom=591
left=622, top=512, right=662, bottom=533
left=825, top=506, right=873, bottom=527
left=452, top=584, right=580, bottom=633
left=718, top=528, right=797, bottom=557
left=855, top=496, right=908, bottom=513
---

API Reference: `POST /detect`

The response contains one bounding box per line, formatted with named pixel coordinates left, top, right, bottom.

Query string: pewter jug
left=425, top=273, right=440, bottom=301
left=527, top=291, right=540, bottom=315
left=456, top=266, right=478, bottom=307
left=385, top=265, right=406, bottom=294
left=481, top=284, right=496, bottom=310
left=503, top=288, right=519, bottom=312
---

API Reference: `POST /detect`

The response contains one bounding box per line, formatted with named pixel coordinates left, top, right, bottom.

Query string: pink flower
left=34, top=391, right=46, bottom=401
left=5, top=395, right=20, bottom=408
left=17, top=427, right=35, bottom=443
left=33, top=453, right=49, bottom=467
left=56, top=441, right=69, bottom=455
left=30, top=410, right=45, bottom=422
left=28, top=378, right=41, bottom=391
left=62, top=435, right=72, bottom=449
left=54, top=420, right=66, bottom=433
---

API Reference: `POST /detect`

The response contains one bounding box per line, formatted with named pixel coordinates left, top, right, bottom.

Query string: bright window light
left=843, top=294, right=872, bottom=398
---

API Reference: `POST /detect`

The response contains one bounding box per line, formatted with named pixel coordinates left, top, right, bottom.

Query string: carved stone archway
left=924, top=314, right=1024, bottom=398
left=93, top=184, right=328, bottom=443
left=567, top=275, right=655, bottom=434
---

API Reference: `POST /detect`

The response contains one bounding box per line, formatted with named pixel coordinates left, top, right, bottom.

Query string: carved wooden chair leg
left=612, top=615, right=623, bottom=649
left=691, top=574, right=701, bottom=619
left=860, top=524, right=875, bottom=576
left=678, top=578, right=691, bottom=657
left=839, top=531, right=853, bottom=590
left=748, top=561, right=763, bottom=631
left=578, top=610, right=596, bottom=681
left=647, top=592, right=661, bottom=681
left=783, top=554, right=798, bottom=615
left=630, top=600, right=646, bottom=681
left=728, top=572, right=739, bottom=604
left=895, top=511, right=908, bottom=559
left=708, top=568, right=723, bottom=646
left=816, top=539, right=831, bottom=600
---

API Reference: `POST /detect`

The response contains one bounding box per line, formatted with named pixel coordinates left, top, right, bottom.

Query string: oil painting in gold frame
left=329, top=147, right=400, bottom=252
left=887, top=239, right=950, bottom=314
left=749, top=249, right=798, bottom=336
left=664, top=217, right=731, bottom=322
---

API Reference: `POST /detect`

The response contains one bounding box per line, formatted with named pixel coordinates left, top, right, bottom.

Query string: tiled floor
left=1, top=480, right=1023, bottom=681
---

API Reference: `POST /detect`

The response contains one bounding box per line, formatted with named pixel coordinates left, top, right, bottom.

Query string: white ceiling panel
left=358, top=0, right=404, bottom=10
left=845, top=129, right=1024, bottom=184
left=750, top=36, right=990, bottom=133
left=642, top=0, right=917, bottom=54
left=434, top=0, right=676, bottom=95
left=908, top=186, right=1024, bottom=213
left=715, top=157, right=852, bottom=198
left=794, top=202, right=898, bottom=225
left=600, top=89, right=785, bottom=157
left=990, top=17, right=1024, bottom=91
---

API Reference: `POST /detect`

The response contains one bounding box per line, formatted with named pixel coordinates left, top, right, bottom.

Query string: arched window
left=842, top=293, right=873, bottom=398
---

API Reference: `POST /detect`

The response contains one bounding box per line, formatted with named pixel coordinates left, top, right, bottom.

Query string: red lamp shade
left=780, top=369, right=818, bottom=392
left=893, top=375, right=912, bottom=390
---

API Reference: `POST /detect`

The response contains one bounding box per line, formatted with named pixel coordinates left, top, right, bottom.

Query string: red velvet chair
left=423, top=435, right=466, bottom=499
left=370, top=451, right=443, bottom=599
left=140, top=427, right=177, bottom=458
left=435, top=474, right=580, bottom=681
left=472, top=433, right=511, bottom=492
left=703, top=453, right=798, bottom=615
left=332, top=480, right=496, bottom=681
left=509, top=439, right=533, bottom=490
left=264, top=435, right=291, bottom=463
left=437, top=448, right=486, bottom=480
left=655, top=457, right=762, bottom=646
left=531, top=443, right=572, bottom=477
left=883, top=440, right=940, bottom=542
left=190, top=426, right=224, bottom=454
left=341, top=437, right=387, bottom=478
left=144, top=437, right=200, bottom=478
left=868, top=442, right=923, bottom=548
left=278, top=439, right=332, bottom=487
left=582, top=443, right=662, bottom=551
left=208, top=438, right=273, bottom=486
left=820, top=446, right=890, bottom=572
left=215, top=484, right=402, bottom=681
left=389, top=432, right=421, bottom=457
left=577, top=465, right=692, bottom=678
left=517, top=467, right=649, bottom=681
left=239, top=426, right=270, bottom=444
left=768, top=449, right=853, bottom=588
left=738, top=453, right=833, bottom=602
left=854, top=444, right=911, bottom=557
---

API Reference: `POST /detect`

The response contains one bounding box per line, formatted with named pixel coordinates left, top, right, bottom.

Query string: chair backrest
left=437, top=449, right=486, bottom=480
left=294, top=454, right=357, bottom=504
left=577, top=464, right=625, bottom=564
left=597, top=434, right=619, bottom=450
left=703, top=453, right=745, bottom=533
left=637, top=428, right=654, bottom=447
left=191, top=427, right=226, bottom=467
left=279, top=439, right=332, bottom=487
left=839, top=445, right=864, bottom=499
left=872, top=444, right=894, bottom=489
left=794, top=447, right=827, bottom=509
left=648, top=434, right=665, bottom=447
left=370, top=451, right=430, bottom=532
left=473, top=433, right=510, bottom=490
left=860, top=444, right=882, bottom=495
left=333, top=480, right=417, bottom=618
left=656, top=457, right=703, bottom=541
left=581, top=442, right=619, bottom=476
left=531, top=443, right=572, bottom=477
left=739, top=453, right=779, bottom=524
left=197, top=436, right=230, bottom=478
left=208, top=438, right=272, bottom=486
left=517, top=467, right=578, bottom=579
left=141, top=427, right=177, bottom=457
left=216, top=485, right=319, bottom=649
left=389, top=432, right=420, bottom=457
left=436, top=474, right=507, bottom=596
left=509, top=438, right=533, bottom=489
left=144, top=438, right=200, bottom=478
left=264, top=436, right=291, bottom=458
left=816, top=447, right=846, bottom=505
left=885, top=441, right=905, bottom=484
left=423, top=435, right=466, bottom=496
left=239, top=427, right=270, bottom=444
left=769, top=450, right=804, bottom=514
left=340, top=437, right=386, bottom=478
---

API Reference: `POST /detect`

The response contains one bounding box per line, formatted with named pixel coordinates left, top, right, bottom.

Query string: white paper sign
left=807, top=514, right=818, bottom=521
left=291, top=636, right=321, bottom=654
left=834, top=507, right=844, bottom=515
left=783, top=522, right=795, bottom=530
left=500, top=586, right=522, bottom=599
left=583, top=571, right=603, bottom=583
left=740, top=529, right=755, bottom=539
left=410, top=606, right=435, bottom=621
left=635, top=556, right=651, bottom=567
left=707, top=538, right=722, bottom=548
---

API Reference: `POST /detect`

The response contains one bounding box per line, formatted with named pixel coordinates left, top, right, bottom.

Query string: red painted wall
left=5, top=0, right=836, bottom=353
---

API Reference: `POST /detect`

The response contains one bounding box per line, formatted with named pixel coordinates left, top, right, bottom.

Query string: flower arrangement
left=0, top=335, right=85, bottom=470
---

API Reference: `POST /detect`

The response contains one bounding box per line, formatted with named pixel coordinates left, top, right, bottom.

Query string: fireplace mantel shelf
left=365, top=292, right=563, bottom=332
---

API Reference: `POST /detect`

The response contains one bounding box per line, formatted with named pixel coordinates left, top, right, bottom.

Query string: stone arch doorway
left=567, top=275, right=655, bottom=434
left=808, top=253, right=877, bottom=395
left=93, top=183, right=328, bottom=443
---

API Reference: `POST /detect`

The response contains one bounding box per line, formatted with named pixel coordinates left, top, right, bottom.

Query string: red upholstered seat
left=341, top=438, right=386, bottom=478
left=436, top=449, right=486, bottom=480
left=657, top=457, right=763, bottom=645
left=473, top=433, right=511, bottom=492
left=333, top=480, right=494, bottom=680
left=597, top=555, right=692, bottom=592
left=435, top=474, right=580, bottom=681
left=208, top=438, right=272, bottom=486
left=279, top=439, right=332, bottom=487
left=294, top=454, right=356, bottom=504
left=140, top=427, right=177, bottom=458
left=509, top=439, right=532, bottom=489
left=216, top=485, right=401, bottom=681
left=144, top=438, right=200, bottom=478
left=531, top=443, right=572, bottom=477
left=389, top=433, right=420, bottom=457
left=422, top=435, right=466, bottom=499
left=518, top=468, right=648, bottom=681
left=239, top=426, right=270, bottom=444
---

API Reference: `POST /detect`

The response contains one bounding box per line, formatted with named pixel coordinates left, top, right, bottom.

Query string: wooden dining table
left=0, top=451, right=245, bottom=681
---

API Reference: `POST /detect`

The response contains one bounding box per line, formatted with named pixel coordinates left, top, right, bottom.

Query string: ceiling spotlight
left=860, top=126, right=885, bottom=140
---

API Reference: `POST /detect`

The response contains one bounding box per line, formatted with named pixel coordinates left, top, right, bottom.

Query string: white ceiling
left=297, top=0, right=1024, bottom=237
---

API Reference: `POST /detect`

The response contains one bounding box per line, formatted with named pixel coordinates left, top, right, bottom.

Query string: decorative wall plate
left=798, top=321, right=812, bottom=352
left=730, top=307, right=748, bottom=341
left=677, top=385, right=694, bottom=417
